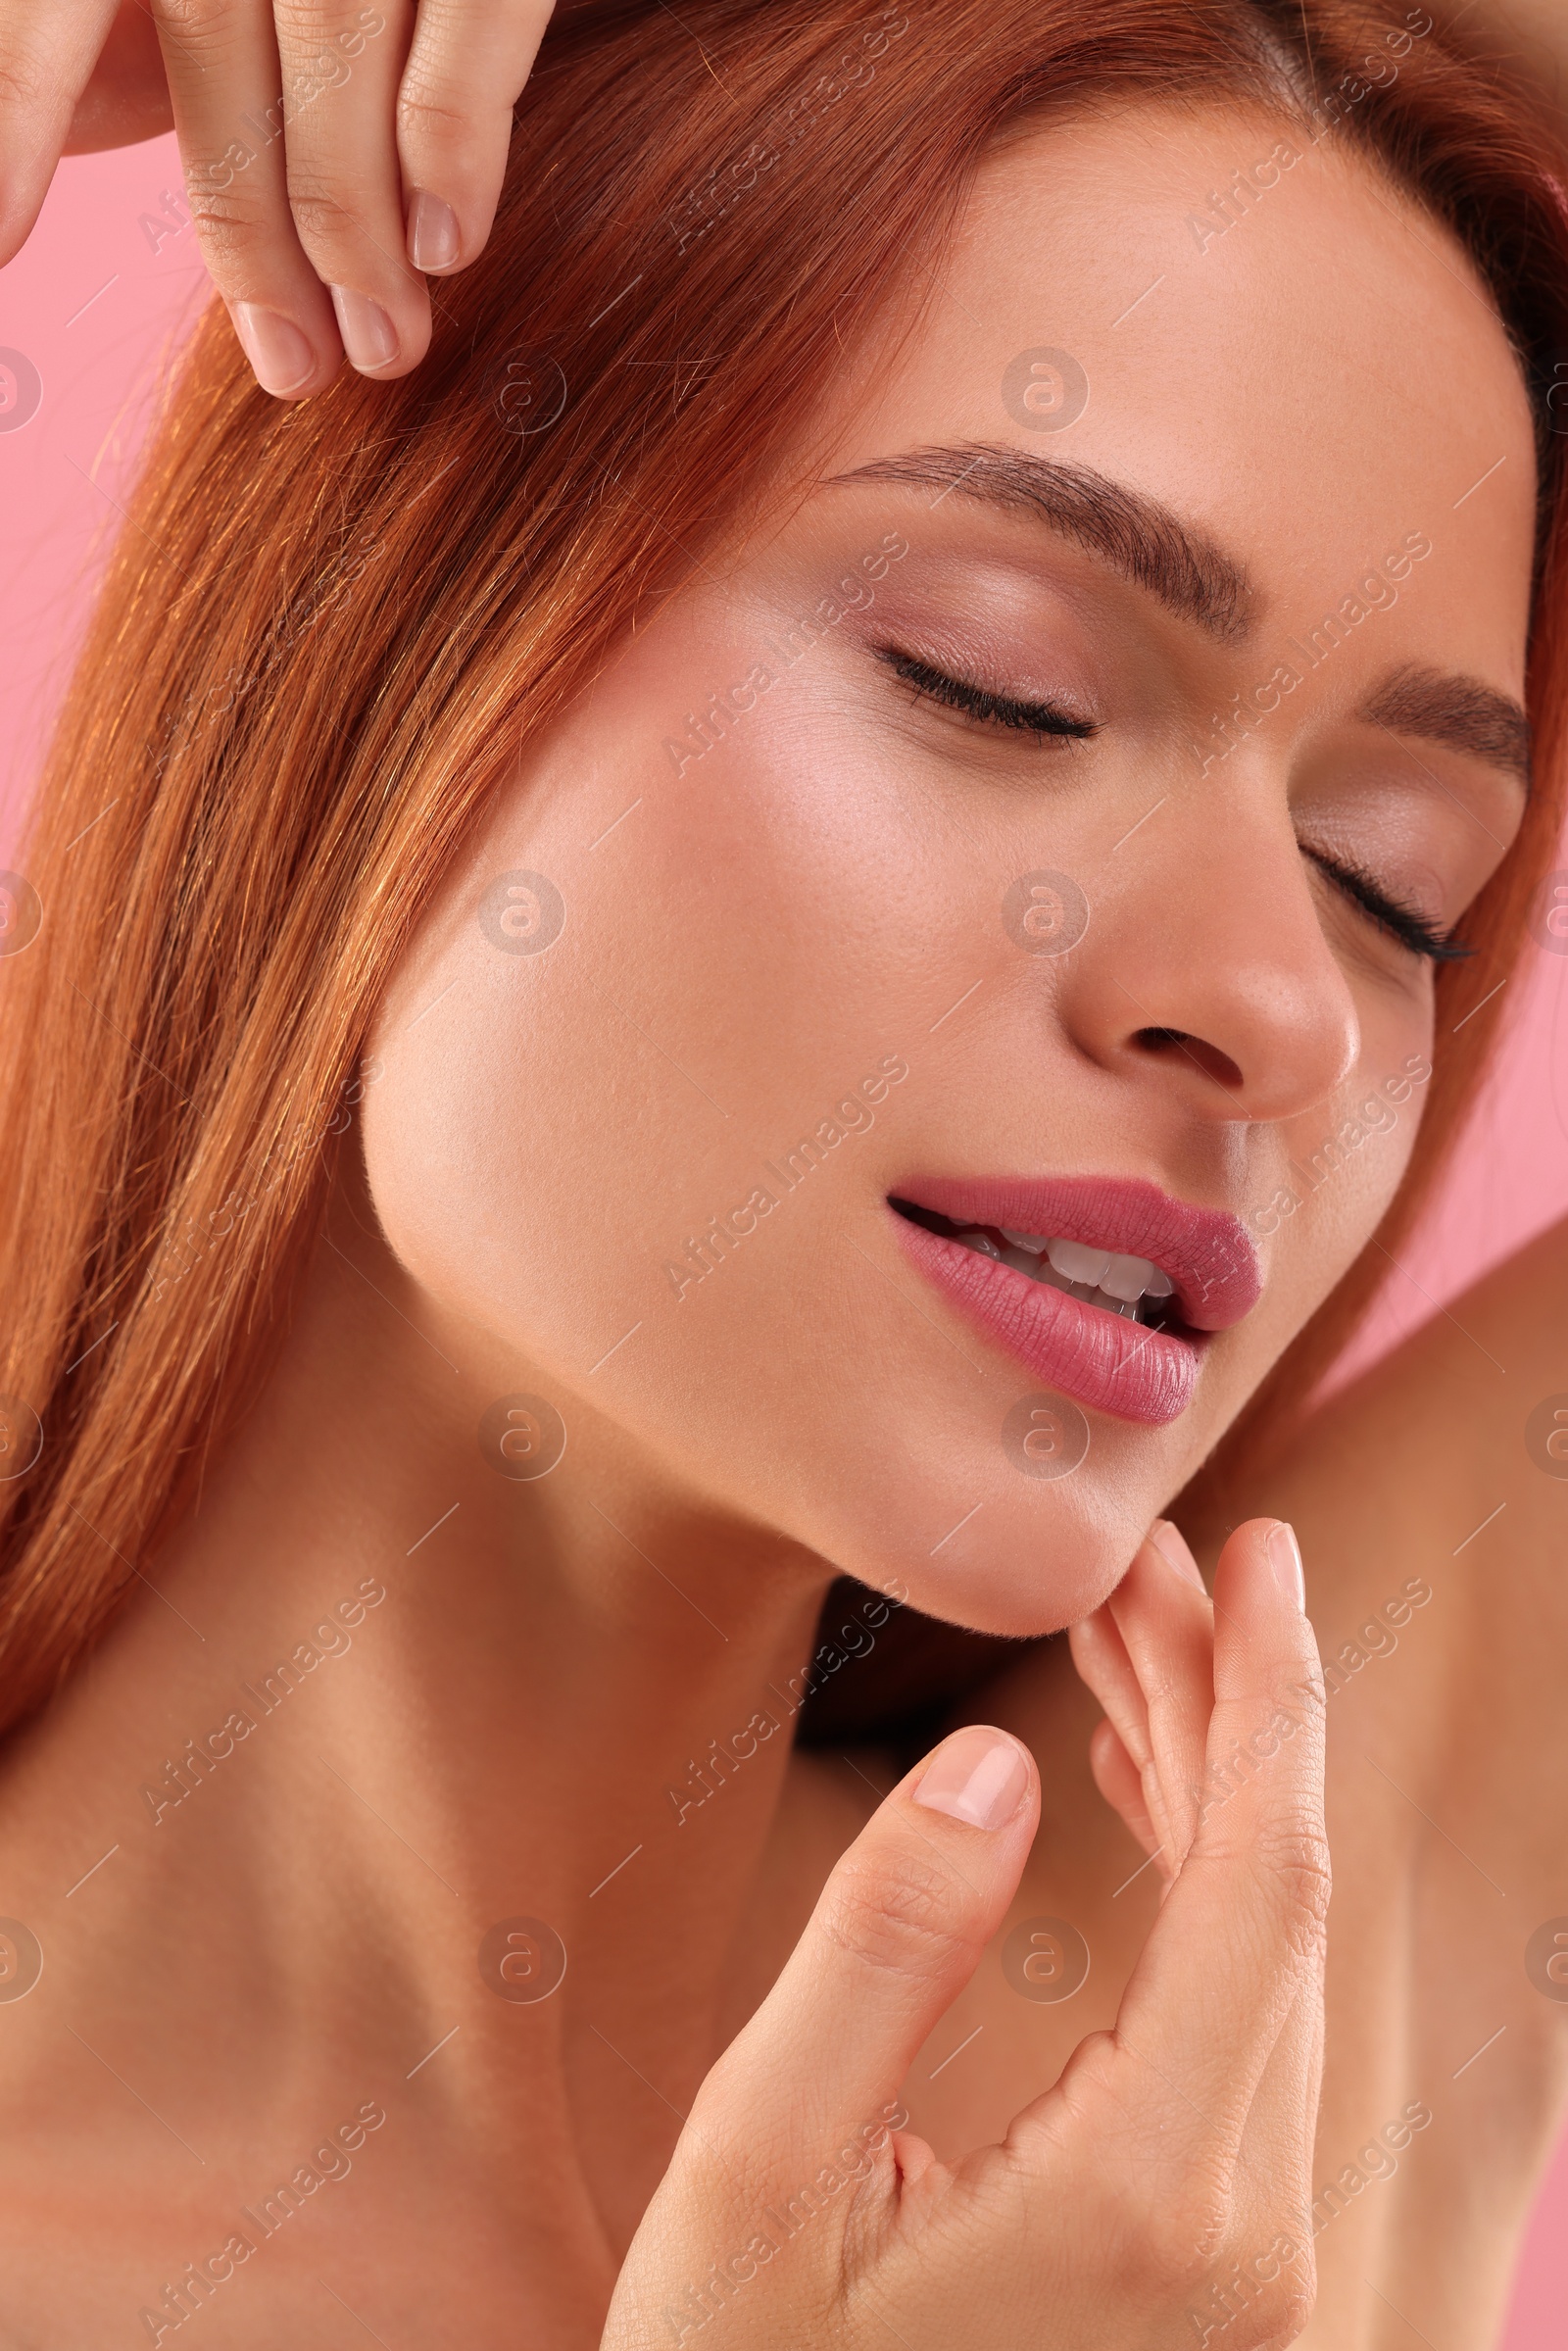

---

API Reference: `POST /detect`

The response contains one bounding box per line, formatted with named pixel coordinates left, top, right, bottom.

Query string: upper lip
left=889, top=1173, right=1261, bottom=1332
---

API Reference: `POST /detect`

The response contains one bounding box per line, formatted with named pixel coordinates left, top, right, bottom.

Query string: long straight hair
left=0, top=0, right=1564, bottom=1733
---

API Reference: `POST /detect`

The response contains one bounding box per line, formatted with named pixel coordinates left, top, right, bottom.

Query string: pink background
left=2, top=134, right=1565, bottom=2344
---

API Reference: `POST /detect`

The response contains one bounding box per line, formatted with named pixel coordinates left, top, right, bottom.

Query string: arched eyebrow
left=830, top=444, right=1531, bottom=784
left=1359, top=661, right=1531, bottom=788
left=827, top=442, right=1255, bottom=643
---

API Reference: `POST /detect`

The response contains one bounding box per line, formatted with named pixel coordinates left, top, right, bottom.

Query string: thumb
left=699, top=1725, right=1038, bottom=2159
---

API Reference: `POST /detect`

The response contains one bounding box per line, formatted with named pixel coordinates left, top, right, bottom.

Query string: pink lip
left=887, top=1175, right=1261, bottom=1430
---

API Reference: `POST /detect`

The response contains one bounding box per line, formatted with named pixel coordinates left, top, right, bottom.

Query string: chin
left=808, top=1454, right=1160, bottom=1641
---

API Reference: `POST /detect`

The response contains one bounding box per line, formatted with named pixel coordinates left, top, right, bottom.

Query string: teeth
left=1047, top=1238, right=1113, bottom=1287
left=1100, top=1250, right=1159, bottom=1303
left=949, top=1223, right=1176, bottom=1319
left=1046, top=1238, right=1171, bottom=1303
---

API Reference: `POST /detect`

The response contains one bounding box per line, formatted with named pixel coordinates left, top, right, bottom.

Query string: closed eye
left=878, top=650, right=1466, bottom=959
left=1304, top=849, right=1473, bottom=962
left=876, top=648, right=1098, bottom=741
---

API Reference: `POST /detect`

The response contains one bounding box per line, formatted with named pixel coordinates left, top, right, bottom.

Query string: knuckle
left=184, top=197, right=271, bottom=272
left=271, top=0, right=338, bottom=34
left=818, top=1847, right=984, bottom=1984
left=1239, top=2263, right=1318, bottom=2349
left=1049, top=2025, right=1126, bottom=2131
left=154, top=0, right=246, bottom=41
left=1137, top=2168, right=1234, bottom=2283
left=285, top=182, right=368, bottom=252
left=1255, top=1817, right=1333, bottom=1954
left=1261, top=2267, right=1317, bottom=2347
left=1177, top=2235, right=1316, bottom=2346
left=396, top=84, right=475, bottom=141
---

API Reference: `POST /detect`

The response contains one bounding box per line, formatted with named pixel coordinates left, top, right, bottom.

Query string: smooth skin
left=0, top=94, right=1553, bottom=2347
left=0, top=36, right=1561, bottom=2351
left=602, top=1521, right=1327, bottom=2350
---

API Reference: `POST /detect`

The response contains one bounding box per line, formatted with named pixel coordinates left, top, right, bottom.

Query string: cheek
left=357, top=702, right=864, bottom=1404
left=360, top=621, right=928, bottom=1352
left=1253, top=1050, right=1430, bottom=1343
left=363, top=614, right=1390, bottom=1640
left=356, top=696, right=1163, bottom=1633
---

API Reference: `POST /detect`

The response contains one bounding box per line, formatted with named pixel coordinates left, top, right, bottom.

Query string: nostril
left=1134, top=1026, right=1245, bottom=1090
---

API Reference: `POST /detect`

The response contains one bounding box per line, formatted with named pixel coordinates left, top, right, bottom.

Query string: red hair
left=0, top=0, right=1564, bottom=1731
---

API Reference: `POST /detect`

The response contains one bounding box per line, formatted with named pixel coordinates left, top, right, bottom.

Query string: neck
left=0, top=1194, right=841, bottom=2276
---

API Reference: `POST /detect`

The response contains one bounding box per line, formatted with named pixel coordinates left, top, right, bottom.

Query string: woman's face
left=363, top=99, right=1535, bottom=1635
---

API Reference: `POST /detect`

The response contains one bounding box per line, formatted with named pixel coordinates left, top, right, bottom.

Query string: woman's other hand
left=0, top=0, right=556, bottom=397
left=1069, top=1513, right=1217, bottom=1891
left=601, top=1518, right=1328, bottom=2350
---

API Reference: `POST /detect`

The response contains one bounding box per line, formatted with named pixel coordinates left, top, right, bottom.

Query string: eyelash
left=881, top=649, right=1472, bottom=965
left=1304, top=851, right=1473, bottom=963
left=877, top=648, right=1097, bottom=741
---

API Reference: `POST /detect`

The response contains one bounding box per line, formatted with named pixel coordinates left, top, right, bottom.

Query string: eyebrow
left=829, top=442, right=1255, bottom=643
left=1359, top=662, right=1531, bottom=787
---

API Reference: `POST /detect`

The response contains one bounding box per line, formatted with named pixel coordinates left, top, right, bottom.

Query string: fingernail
left=408, top=188, right=460, bottom=271
left=230, top=303, right=315, bottom=397
left=1266, top=1521, right=1305, bottom=1611
left=1149, top=1518, right=1206, bottom=1592
left=912, top=1726, right=1029, bottom=1832
left=329, top=286, right=399, bottom=372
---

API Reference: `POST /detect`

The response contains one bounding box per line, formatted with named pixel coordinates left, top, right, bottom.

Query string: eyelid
left=879, top=649, right=1465, bottom=962
left=1303, top=848, right=1473, bottom=963
left=876, top=646, right=1097, bottom=740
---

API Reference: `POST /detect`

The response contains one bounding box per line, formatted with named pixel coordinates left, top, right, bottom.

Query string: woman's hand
left=0, top=0, right=555, bottom=397
left=1069, top=1513, right=1219, bottom=1891
left=601, top=1518, right=1328, bottom=2350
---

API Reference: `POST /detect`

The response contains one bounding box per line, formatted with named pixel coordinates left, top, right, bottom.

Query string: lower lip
left=891, top=1212, right=1201, bottom=1426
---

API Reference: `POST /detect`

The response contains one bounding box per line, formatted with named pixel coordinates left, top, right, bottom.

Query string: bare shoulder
left=1183, top=1213, right=1568, bottom=2347
left=1198, top=1212, right=1568, bottom=1718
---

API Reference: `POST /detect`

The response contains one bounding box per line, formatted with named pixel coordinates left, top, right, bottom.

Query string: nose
left=1062, top=785, right=1360, bottom=1124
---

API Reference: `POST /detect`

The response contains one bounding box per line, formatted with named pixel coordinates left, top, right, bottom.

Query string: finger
left=63, top=0, right=172, bottom=154
left=275, top=1, right=432, bottom=378
left=694, top=1726, right=1038, bottom=2165
left=1072, top=1602, right=1167, bottom=1864
left=1165, top=1974, right=1323, bottom=2342
left=1227, top=1952, right=1325, bottom=2264
left=1106, top=1519, right=1213, bottom=1870
left=1069, top=1595, right=1152, bottom=1775
left=1037, top=1520, right=1327, bottom=2188
left=398, top=0, right=554, bottom=273
left=1070, top=1521, right=1211, bottom=1875
left=1088, top=1715, right=1162, bottom=1865
left=0, top=0, right=121, bottom=263
left=151, top=0, right=342, bottom=400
